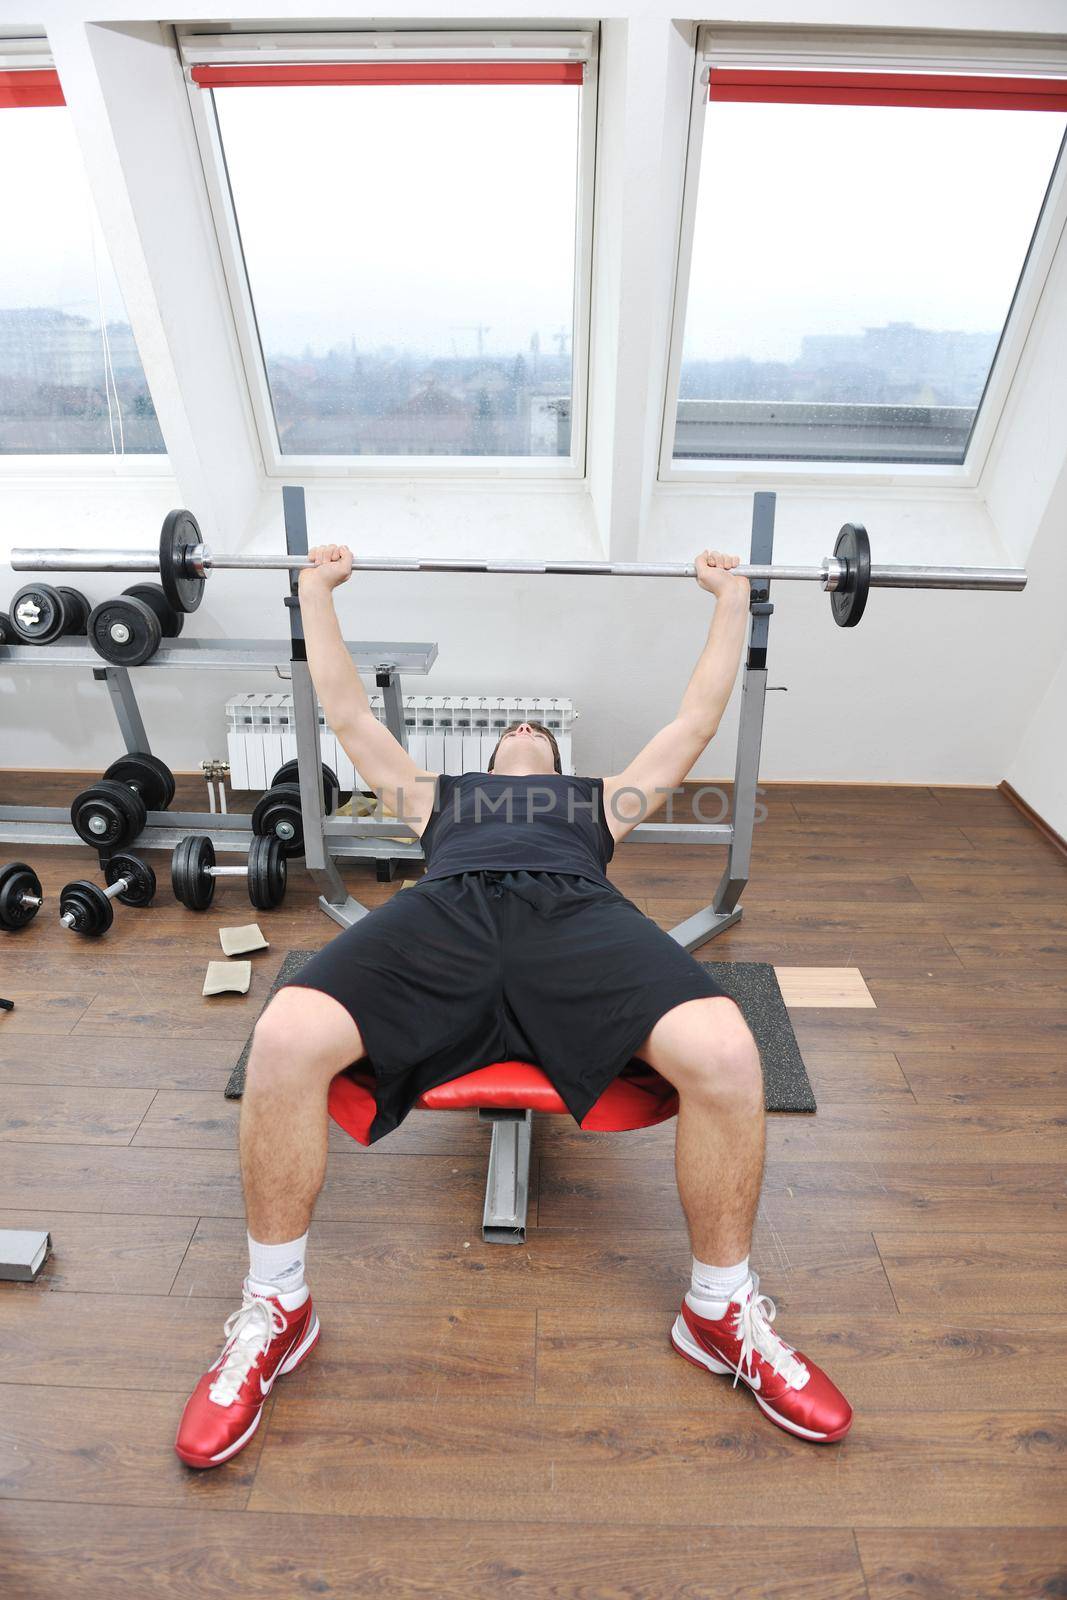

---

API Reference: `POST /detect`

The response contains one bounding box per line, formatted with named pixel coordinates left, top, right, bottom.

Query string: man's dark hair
left=486, top=720, right=563, bottom=775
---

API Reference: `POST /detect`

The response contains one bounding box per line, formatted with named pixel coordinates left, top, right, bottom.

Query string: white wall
left=3, top=0, right=1067, bottom=801
left=1007, top=643, right=1067, bottom=840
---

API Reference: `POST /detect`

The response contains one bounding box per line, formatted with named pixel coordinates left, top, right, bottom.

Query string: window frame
left=0, top=41, right=171, bottom=474
left=658, top=28, right=1067, bottom=488
left=179, top=28, right=598, bottom=480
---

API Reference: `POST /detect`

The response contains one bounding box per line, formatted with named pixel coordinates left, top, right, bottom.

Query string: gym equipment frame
left=0, top=623, right=438, bottom=928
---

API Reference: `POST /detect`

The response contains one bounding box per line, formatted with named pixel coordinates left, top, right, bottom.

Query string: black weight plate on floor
left=0, top=862, right=42, bottom=931
left=57, top=587, right=91, bottom=636
left=247, top=835, right=287, bottom=910
left=159, top=510, right=206, bottom=615
left=123, top=583, right=185, bottom=640
left=59, top=880, right=113, bottom=937
left=251, top=784, right=304, bottom=856
left=87, top=596, right=162, bottom=667
left=70, top=778, right=147, bottom=849
left=831, top=522, right=872, bottom=629
left=105, top=853, right=156, bottom=908
left=105, top=751, right=176, bottom=812
left=9, top=583, right=68, bottom=644
left=0, top=611, right=10, bottom=645
left=270, top=759, right=341, bottom=815
left=172, top=834, right=215, bottom=911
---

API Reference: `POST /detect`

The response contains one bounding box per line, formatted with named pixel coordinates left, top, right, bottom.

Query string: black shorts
left=281, top=869, right=729, bottom=1144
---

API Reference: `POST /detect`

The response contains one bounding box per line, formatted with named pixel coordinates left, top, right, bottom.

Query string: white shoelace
left=208, top=1292, right=287, bottom=1407
left=730, top=1272, right=809, bottom=1391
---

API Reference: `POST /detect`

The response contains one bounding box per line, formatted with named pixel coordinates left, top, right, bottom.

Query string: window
left=182, top=34, right=595, bottom=470
left=665, top=49, right=1067, bottom=468
left=0, top=60, right=165, bottom=455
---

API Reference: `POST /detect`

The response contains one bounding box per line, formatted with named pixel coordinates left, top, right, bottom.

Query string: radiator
left=225, top=693, right=576, bottom=791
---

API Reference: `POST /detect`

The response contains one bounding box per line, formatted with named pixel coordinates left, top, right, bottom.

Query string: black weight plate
left=270, top=760, right=341, bottom=815
left=9, top=582, right=68, bottom=644
left=172, top=834, right=215, bottom=911
left=70, top=778, right=147, bottom=849
left=59, top=880, right=113, bottom=937
left=123, top=583, right=185, bottom=640
left=247, top=834, right=287, bottom=910
left=159, top=510, right=206, bottom=615
left=87, top=596, right=162, bottom=667
left=831, top=523, right=872, bottom=629
left=57, top=587, right=91, bottom=636
left=251, top=784, right=304, bottom=857
left=0, top=612, right=10, bottom=646
left=105, top=751, right=176, bottom=813
left=105, top=853, right=156, bottom=908
left=0, top=861, right=42, bottom=931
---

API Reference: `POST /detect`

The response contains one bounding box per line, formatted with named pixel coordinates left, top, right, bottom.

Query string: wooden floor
left=0, top=775, right=1065, bottom=1599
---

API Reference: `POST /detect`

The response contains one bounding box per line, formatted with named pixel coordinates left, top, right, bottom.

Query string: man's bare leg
left=240, top=986, right=366, bottom=1244
left=635, top=996, right=764, bottom=1263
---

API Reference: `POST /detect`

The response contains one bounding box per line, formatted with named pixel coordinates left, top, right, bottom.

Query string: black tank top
left=419, top=773, right=616, bottom=886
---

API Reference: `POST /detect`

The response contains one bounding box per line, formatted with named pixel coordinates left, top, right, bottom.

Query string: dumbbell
left=172, top=834, right=287, bottom=912
left=59, top=854, right=156, bottom=937
left=8, top=583, right=91, bottom=644
left=251, top=761, right=342, bottom=858
left=70, top=752, right=176, bottom=849
left=87, top=584, right=184, bottom=668
left=0, top=862, right=43, bottom=932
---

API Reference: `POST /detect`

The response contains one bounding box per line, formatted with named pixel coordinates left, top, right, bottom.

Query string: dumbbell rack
left=0, top=629, right=437, bottom=928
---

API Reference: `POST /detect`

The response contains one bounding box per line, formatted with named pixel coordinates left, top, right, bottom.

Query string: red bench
left=328, top=1060, right=679, bottom=1242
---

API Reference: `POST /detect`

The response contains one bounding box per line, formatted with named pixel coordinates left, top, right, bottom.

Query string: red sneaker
left=670, top=1272, right=852, bottom=1443
left=175, top=1279, right=320, bottom=1469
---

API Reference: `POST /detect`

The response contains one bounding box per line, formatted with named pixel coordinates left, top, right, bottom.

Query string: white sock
left=687, top=1254, right=751, bottom=1317
left=247, top=1230, right=309, bottom=1308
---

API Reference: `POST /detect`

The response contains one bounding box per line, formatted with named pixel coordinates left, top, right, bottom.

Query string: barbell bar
left=9, top=545, right=1029, bottom=589
left=8, top=507, right=1028, bottom=635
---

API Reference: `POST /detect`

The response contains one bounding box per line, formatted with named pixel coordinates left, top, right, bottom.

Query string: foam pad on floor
left=204, top=960, right=252, bottom=997
left=225, top=951, right=815, bottom=1112
left=219, top=923, right=269, bottom=957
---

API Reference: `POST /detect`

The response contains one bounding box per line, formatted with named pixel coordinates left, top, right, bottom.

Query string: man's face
left=490, top=722, right=559, bottom=776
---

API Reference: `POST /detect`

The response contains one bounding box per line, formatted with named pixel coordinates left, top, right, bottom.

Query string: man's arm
left=297, top=545, right=437, bottom=835
left=602, top=552, right=750, bottom=842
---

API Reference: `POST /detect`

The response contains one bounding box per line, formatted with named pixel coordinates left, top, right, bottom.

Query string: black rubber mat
left=226, top=950, right=815, bottom=1112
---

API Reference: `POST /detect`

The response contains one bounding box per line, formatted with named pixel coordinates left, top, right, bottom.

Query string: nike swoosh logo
left=700, top=1337, right=761, bottom=1390
left=259, top=1369, right=277, bottom=1397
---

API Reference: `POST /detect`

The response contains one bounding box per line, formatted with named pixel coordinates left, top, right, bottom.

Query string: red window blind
left=0, top=69, right=64, bottom=109
left=708, top=68, right=1067, bottom=113
left=191, top=62, right=583, bottom=90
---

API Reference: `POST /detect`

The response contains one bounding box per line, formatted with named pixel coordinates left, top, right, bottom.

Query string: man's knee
left=677, top=1001, right=763, bottom=1110
left=247, top=988, right=362, bottom=1091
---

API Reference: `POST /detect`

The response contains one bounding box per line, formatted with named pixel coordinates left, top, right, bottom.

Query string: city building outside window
left=664, top=42, right=1067, bottom=469
left=181, top=33, right=596, bottom=473
left=0, top=56, right=165, bottom=455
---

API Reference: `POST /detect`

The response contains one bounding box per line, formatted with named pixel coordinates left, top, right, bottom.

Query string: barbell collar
left=10, top=545, right=1028, bottom=592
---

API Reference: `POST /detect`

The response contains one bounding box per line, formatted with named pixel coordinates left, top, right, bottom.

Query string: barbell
left=10, top=507, right=1027, bottom=632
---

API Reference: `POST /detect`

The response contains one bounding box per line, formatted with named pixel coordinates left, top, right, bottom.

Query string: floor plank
left=534, top=1309, right=1064, bottom=1412
left=874, top=1231, right=1067, bottom=1315
left=0, top=1504, right=869, bottom=1600
left=246, top=1400, right=1067, bottom=1526
left=538, top=1157, right=1067, bottom=1233
left=165, top=1215, right=896, bottom=1314
left=857, top=1527, right=1067, bottom=1599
